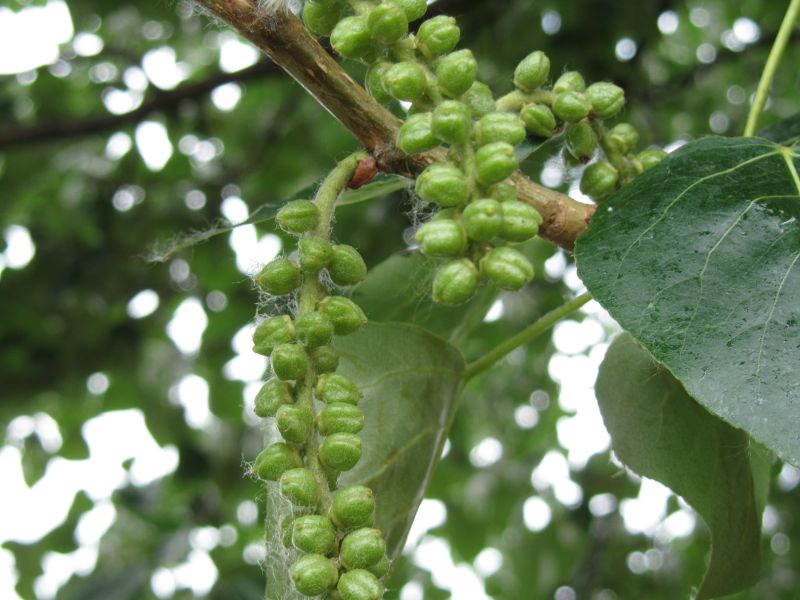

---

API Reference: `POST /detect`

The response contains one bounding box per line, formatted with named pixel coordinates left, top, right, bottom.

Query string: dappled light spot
left=127, top=289, right=160, bottom=319
left=166, top=298, right=208, bottom=355
left=135, top=121, right=174, bottom=171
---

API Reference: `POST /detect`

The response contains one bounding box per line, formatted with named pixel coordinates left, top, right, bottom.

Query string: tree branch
left=192, top=0, right=594, bottom=250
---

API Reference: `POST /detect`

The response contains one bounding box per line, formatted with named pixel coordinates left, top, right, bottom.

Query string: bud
left=367, top=2, right=408, bottom=44
left=580, top=161, right=619, bottom=198
left=462, top=81, right=495, bottom=118
left=390, top=0, right=427, bottom=21
left=637, top=148, right=667, bottom=171
left=331, top=16, right=376, bottom=60
left=365, top=62, right=392, bottom=104
left=489, top=182, right=518, bottom=203
left=254, top=378, right=293, bottom=418
left=609, top=122, right=639, bottom=154
left=337, top=569, right=384, bottom=600
left=253, top=315, right=296, bottom=356
left=564, top=121, right=598, bottom=162
left=415, top=219, right=467, bottom=257
left=416, top=15, right=460, bottom=59
left=295, top=312, right=334, bottom=348
left=271, top=343, right=309, bottom=381
left=290, top=554, right=339, bottom=597
left=475, top=112, right=526, bottom=148
left=320, top=432, right=362, bottom=471
left=330, top=485, right=375, bottom=530
left=317, top=373, right=361, bottom=404
left=415, top=162, right=469, bottom=207
left=553, top=91, right=591, bottom=123
left=277, top=199, right=319, bottom=234
left=293, top=515, right=337, bottom=555
left=585, top=82, right=625, bottom=119
left=383, top=61, right=427, bottom=101
left=513, top=50, right=550, bottom=92
left=277, top=404, right=314, bottom=444
left=280, top=467, right=321, bottom=507
left=397, top=112, right=438, bottom=155
left=481, top=247, right=534, bottom=290
left=500, top=201, right=542, bottom=242
left=329, top=244, right=368, bottom=286
left=520, top=103, right=557, bottom=138
left=254, top=443, right=302, bottom=481
left=256, top=258, right=302, bottom=296
left=432, top=100, right=472, bottom=145
left=475, top=141, right=519, bottom=186
left=462, top=198, right=503, bottom=242
left=436, top=49, right=478, bottom=98
left=319, top=296, right=368, bottom=335
left=432, top=258, right=478, bottom=306
left=311, top=345, right=340, bottom=373
left=299, top=237, right=334, bottom=272
left=340, top=528, right=386, bottom=570
left=318, top=402, right=365, bottom=435
left=368, top=554, right=390, bottom=578
left=553, top=70, right=586, bottom=94
left=302, top=1, right=345, bottom=37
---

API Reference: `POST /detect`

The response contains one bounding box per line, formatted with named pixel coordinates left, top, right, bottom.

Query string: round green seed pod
left=254, top=443, right=303, bottom=481
left=389, top=0, right=427, bottom=21
left=340, top=528, right=386, bottom=570
left=256, top=259, right=302, bottom=296
left=637, top=148, right=668, bottom=171
left=311, top=345, right=340, bottom=374
left=585, top=82, right=625, bottom=119
left=280, top=468, right=321, bottom=507
left=609, top=122, right=639, bottom=154
left=415, top=219, right=467, bottom=257
left=295, top=312, right=335, bottom=348
left=367, top=2, right=408, bottom=44
left=254, top=378, right=293, bottom=418
left=475, top=141, right=519, bottom=186
left=317, top=373, right=361, bottom=404
left=330, top=486, right=375, bottom=530
left=299, top=238, right=334, bottom=272
left=481, top=247, right=534, bottom=290
left=552, top=91, right=591, bottom=123
left=431, top=100, right=472, bottom=145
left=253, top=315, right=296, bottom=356
left=514, top=50, right=550, bottom=92
left=337, top=569, right=384, bottom=600
left=500, top=201, right=542, bottom=242
left=397, top=112, right=438, bottom=155
left=293, top=515, right=337, bottom=555
left=416, top=15, right=460, bottom=59
left=520, top=103, right=557, bottom=138
left=432, top=258, right=478, bottom=306
left=318, top=402, right=365, bottom=435
left=553, top=70, right=586, bottom=94
left=319, top=296, right=368, bottom=335
left=383, top=61, right=427, bottom=101
left=489, top=182, right=518, bottom=203
left=277, top=404, right=314, bottom=444
left=365, top=62, right=393, bottom=105
left=302, top=1, right=345, bottom=37
left=271, top=343, right=309, bottom=381
left=277, top=199, right=319, bottom=234
left=436, top=49, right=477, bottom=98
left=331, top=16, right=375, bottom=60
left=290, top=554, right=339, bottom=597
left=415, top=163, right=469, bottom=207
left=580, top=161, right=619, bottom=198
left=564, top=121, right=598, bottom=162
left=320, top=432, right=362, bottom=471
left=328, top=244, right=368, bottom=286
left=475, top=112, right=526, bottom=147
left=462, top=81, right=495, bottom=118
left=368, top=555, right=390, bottom=579
left=463, top=198, right=503, bottom=242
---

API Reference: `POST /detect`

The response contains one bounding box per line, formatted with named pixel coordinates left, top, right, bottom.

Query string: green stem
left=463, top=292, right=593, bottom=381
left=744, top=0, right=800, bottom=137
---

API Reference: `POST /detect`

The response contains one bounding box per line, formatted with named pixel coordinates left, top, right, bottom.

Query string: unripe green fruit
left=416, top=219, right=467, bottom=257
left=481, top=247, right=534, bottom=290
left=475, top=112, right=526, bottom=147
left=368, top=555, right=390, bottom=578
left=520, top=103, right=557, bottom=138
left=564, top=121, right=598, bottom=162
left=432, top=258, right=478, bottom=306
left=553, top=70, right=586, bottom=94
left=254, top=378, right=293, bottom=418
left=436, top=49, right=477, bottom=98
left=290, top=554, right=339, bottom=597
left=330, top=486, right=375, bottom=530
left=311, top=345, right=340, bottom=373
left=277, top=199, right=319, bottom=234
left=299, top=238, right=334, bottom=272
left=500, top=201, right=542, bottom=242
left=462, top=82, right=495, bottom=118
left=365, top=63, right=392, bottom=105
left=383, top=61, right=427, bottom=101
left=277, top=404, right=314, bottom=444
left=257, top=259, right=302, bottom=295
left=463, top=198, right=503, bottom=242
left=553, top=91, right=591, bottom=123
left=317, top=373, right=361, bottom=404
left=329, top=244, right=368, bottom=286
left=340, top=528, right=386, bottom=570
left=489, top=182, right=518, bottom=203
left=415, top=163, right=469, bottom=207
left=397, top=113, right=438, bottom=155
left=337, top=569, right=384, bottom=600
left=431, top=100, right=472, bottom=145
left=416, top=16, right=460, bottom=59
left=637, top=148, right=668, bottom=171
left=318, top=402, right=365, bottom=435
left=585, top=82, right=625, bottom=119
left=580, top=161, right=619, bottom=198
left=271, top=343, right=308, bottom=381
left=390, top=0, right=427, bottom=21
left=254, top=443, right=302, bottom=481
left=280, top=468, right=321, bottom=507
left=320, top=432, right=362, bottom=471
left=295, top=312, right=334, bottom=348
left=475, top=141, right=519, bottom=186
left=319, top=296, right=368, bottom=335
left=367, top=2, right=408, bottom=44
left=293, top=515, right=337, bottom=555
left=253, top=315, right=296, bottom=356
left=514, top=50, right=550, bottom=92
left=609, top=122, right=639, bottom=154
left=302, top=1, right=344, bottom=37
left=331, top=17, right=375, bottom=60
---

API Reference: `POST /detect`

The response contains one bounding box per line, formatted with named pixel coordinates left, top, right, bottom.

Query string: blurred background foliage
left=1, top=0, right=799, bottom=599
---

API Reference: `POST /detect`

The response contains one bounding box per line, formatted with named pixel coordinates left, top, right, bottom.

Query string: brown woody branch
left=193, top=0, right=594, bottom=250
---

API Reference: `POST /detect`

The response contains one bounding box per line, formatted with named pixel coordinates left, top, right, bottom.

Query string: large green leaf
left=576, top=136, right=800, bottom=465
left=596, top=334, right=764, bottom=600
left=265, top=322, right=465, bottom=598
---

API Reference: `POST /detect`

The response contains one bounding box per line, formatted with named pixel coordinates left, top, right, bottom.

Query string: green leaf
left=576, top=136, right=800, bottom=465
left=596, top=334, right=764, bottom=600
left=759, top=113, right=800, bottom=145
